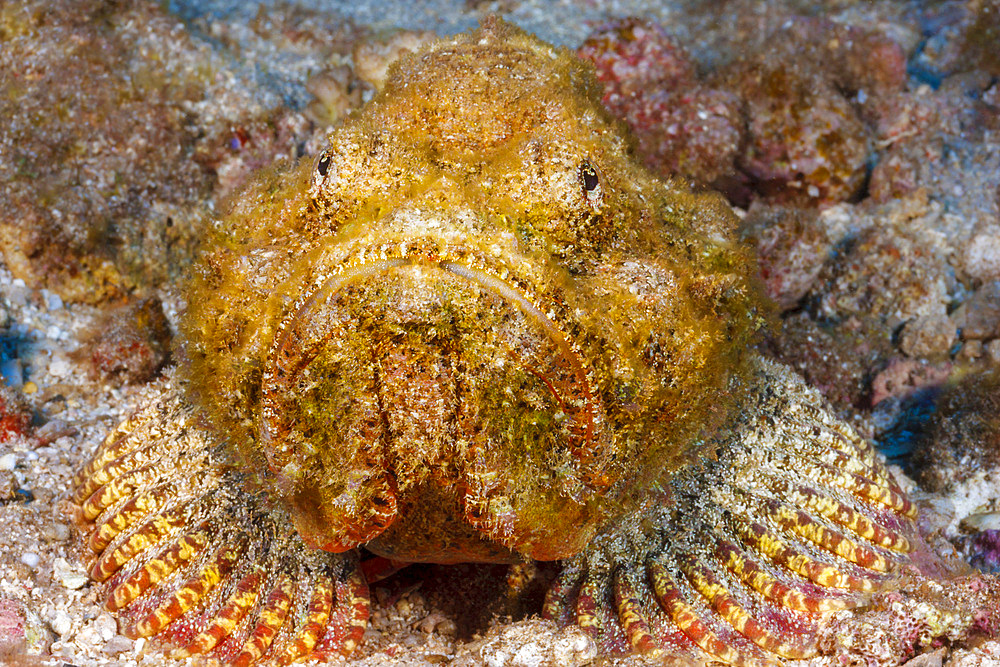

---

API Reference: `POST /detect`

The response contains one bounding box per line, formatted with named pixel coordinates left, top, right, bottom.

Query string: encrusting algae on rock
left=69, top=18, right=1000, bottom=666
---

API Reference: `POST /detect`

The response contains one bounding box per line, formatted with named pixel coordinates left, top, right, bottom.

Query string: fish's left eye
left=581, top=162, right=599, bottom=191
left=579, top=160, right=602, bottom=208
left=316, top=152, right=332, bottom=177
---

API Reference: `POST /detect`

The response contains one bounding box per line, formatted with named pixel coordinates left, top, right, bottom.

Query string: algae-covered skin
left=180, top=17, right=763, bottom=563
left=69, top=19, right=975, bottom=667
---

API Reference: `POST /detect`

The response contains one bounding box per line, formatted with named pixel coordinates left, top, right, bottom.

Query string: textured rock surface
left=0, top=0, right=333, bottom=304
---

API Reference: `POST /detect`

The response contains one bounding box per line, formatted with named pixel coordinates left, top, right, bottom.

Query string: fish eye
left=580, top=162, right=599, bottom=192
left=316, top=152, right=332, bottom=178
left=579, top=160, right=602, bottom=207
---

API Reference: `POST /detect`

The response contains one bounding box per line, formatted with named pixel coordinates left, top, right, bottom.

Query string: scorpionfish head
left=181, top=18, right=767, bottom=565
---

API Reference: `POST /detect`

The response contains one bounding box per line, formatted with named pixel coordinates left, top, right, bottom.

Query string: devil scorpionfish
left=70, top=18, right=981, bottom=667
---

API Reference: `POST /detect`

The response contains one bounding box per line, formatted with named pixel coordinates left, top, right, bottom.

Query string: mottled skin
left=181, top=17, right=762, bottom=565
left=72, top=19, right=932, bottom=666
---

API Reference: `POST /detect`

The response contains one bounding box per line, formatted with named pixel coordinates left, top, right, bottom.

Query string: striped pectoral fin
left=72, top=393, right=372, bottom=666
left=72, top=394, right=199, bottom=506
left=109, top=526, right=211, bottom=614
left=543, top=358, right=923, bottom=666
left=87, top=481, right=186, bottom=553
left=127, top=539, right=240, bottom=638
left=764, top=477, right=912, bottom=555
left=172, top=570, right=264, bottom=658
left=676, top=555, right=815, bottom=660
left=647, top=560, right=768, bottom=667
left=711, top=532, right=856, bottom=613
left=101, top=507, right=370, bottom=666
left=613, top=570, right=660, bottom=656
left=274, top=574, right=334, bottom=665
left=309, top=565, right=372, bottom=659
left=811, top=455, right=916, bottom=521
left=541, top=562, right=583, bottom=625
left=70, top=398, right=180, bottom=493
left=79, top=461, right=164, bottom=522
left=550, top=542, right=832, bottom=667
left=232, top=575, right=297, bottom=667
left=733, top=515, right=880, bottom=593
left=562, top=561, right=633, bottom=655
left=159, top=551, right=369, bottom=667
left=573, top=565, right=605, bottom=643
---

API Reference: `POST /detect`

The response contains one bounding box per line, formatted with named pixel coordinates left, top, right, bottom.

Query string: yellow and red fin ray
left=648, top=560, right=778, bottom=667
left=541, top=562, right=583, bottom=625
left=706, top=528, right=859, bottom=613
left=87, top=479, right=195, bottom=553
left=71, top=395, right=192, bottom=493
left=231, top=574, right=296, bottom=667
left=613, top=570, right=660, bottom=656
left=107, top=525, right=210, bottom=613
left=172, top=569, right=263, bottom=657
left=309, top=566, right=371, bottom=659
left=572, top=563, right=617, bottom=649
left=675, top=554, right=814, bottom=660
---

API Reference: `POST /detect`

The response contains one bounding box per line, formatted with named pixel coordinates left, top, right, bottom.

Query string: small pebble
left=50, top=610, right=73, bottom=637
left=103, top=634, right=134, bottom=654
left=0, top=471, right=16, bottom=500
left=76, top=623, right=101, bottom=646
left=7, top=283, right=28, bottom=307
left=965, top=234, right=1000, bottom=283
left=35, top=419, right=78, bottom=445
left=953, top=282, right=1000, bottom=339
left=960, top=340, right=984, bottom=360
left=95, top=612, right=117, bottom=641
left=899, top=314, right=957, bottom=359
left=962, top=513, right=1000, bottom=532
left=0, top=453, right=17, bottom=471
left=41, top=290, right=64, bottom=311
left=419, top=613, right=444, bottom=634
left=28, top=486, right=50, bottom=504
left=49, top=641, right=73, bottom=659
left=552, top=627, right=598, bottom=666
left=902, top=647, right=945, bottom=667
left=53, top=557, right=89, bottom=590
left=48, top=356, right=72, bottom=378
left=42, top=522, right=72, bottom=542
left=418, top=613, right=457, bottom=636
left=20, top=552, right=40, bottom=568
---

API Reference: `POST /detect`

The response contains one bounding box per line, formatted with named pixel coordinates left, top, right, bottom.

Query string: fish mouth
left=257, top=238, right=613, bottom=561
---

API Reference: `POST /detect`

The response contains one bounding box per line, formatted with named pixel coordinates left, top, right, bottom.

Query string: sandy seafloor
left=3, top=0, right=1000, bottom=666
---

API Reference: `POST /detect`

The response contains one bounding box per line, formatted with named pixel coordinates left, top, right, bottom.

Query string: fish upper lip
left=262, top=240, right=601, bottom=459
